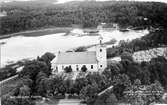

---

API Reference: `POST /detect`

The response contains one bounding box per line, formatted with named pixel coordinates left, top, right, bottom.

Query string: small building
left=51, top=36, right=107, bottom=73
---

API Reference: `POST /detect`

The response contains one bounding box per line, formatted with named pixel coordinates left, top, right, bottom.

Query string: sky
left=0, top=0, right=167, bottom=4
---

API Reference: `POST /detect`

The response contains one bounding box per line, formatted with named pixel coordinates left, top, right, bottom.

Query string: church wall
left=52, top=63, right=98, bottom=73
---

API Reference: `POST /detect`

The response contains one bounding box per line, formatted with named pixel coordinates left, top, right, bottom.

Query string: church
left=51, top=35, right=107, bottom=74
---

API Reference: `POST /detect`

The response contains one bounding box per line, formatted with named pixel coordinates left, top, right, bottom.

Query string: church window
left=100, top=49, right=102, bottom=52
left=91, top=65, right=93, bottom=69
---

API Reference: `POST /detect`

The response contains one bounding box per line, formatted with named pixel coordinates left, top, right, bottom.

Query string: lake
left=0, top=28, right=149, bottom=67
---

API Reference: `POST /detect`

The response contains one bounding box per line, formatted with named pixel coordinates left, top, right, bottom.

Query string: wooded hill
left=1, top=1, right=167, bottom=35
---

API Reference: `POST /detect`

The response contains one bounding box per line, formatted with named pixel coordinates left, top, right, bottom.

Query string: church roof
left=53, top=51, right=97, bottom=64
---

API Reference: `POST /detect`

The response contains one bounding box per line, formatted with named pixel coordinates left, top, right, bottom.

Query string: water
left=0, top=28, right=149, bottom=67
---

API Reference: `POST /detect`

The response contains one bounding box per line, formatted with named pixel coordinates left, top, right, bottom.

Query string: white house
left=51, top=36, right=107, bottom=74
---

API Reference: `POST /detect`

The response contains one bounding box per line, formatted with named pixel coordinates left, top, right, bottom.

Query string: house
left=51, top=36, right=107, bottom=73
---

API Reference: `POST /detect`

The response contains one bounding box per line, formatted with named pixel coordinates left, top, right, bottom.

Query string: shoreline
left=0, top=27, right=73, bottom=39
left=0, top=26, right=147, bottom=40
left=0, top=27, right=100, bottom=40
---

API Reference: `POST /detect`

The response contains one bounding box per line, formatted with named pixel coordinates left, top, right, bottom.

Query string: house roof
left=52, top=51, right=97, bottom=64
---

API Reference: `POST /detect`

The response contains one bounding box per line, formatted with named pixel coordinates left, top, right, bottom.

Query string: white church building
left=51, top=35, right=107, bottom=74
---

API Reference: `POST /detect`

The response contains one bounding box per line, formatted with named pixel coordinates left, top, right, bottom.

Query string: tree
left=35, top=72, right=48, bottom=97
left=64, top=66, right=72, bottom=73
left=95, top=93, right=118, bottom=105
left=81, top=65, right=87, bottom=72
left=38, top=52, right=55, bottom=75
left=58, top=80, right=67, bottom=95
left=121, top=51, right=133, bottom=62
left=46, top=75, right=65, bottom=96
left=19, top=60, right=49, bottom=80
left=2, top=96, right=18, bottom=105
left=112, top=74, right=131, bottom=99
left=12, top=77, right=32, bottom=97
left=148, top=57, right=167, bottom=87
left=124, top=80, right=164, bottom=105
left=39, top=52, right=55, bottom=62
left=1, top=1, right=167, bottom=35
left=37, top=78, right=48, bottom=96
left=94, top=86, right=118, bottom=105
left=18, top=60, right=50, bottom=95
left=105, top=93, right=118, bottom=105
left=102, top=63, right=122, bottom=82
left=2, top=95, right=35, bottom=105
left=80, top=82, right=99, bottom=105
left=20, top=76, right=33, bottom=88
left=0, top=67, right=16, bottom=81
left=74, top=46, right=87, bottom=52
left=73, top=77, right=88, bottom=95
left=35, top=71, right=48, bottom=85
left=8, top=80, right=33, bottom=105
left=19, top=85, right=31, bottom=96
left=64, top=79, right=72, bottom=94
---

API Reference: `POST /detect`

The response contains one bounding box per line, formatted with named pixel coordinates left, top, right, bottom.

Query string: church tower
left=96, top=34, right=107, bottom=71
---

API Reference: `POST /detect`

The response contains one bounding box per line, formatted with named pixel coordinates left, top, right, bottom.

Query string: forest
left=107, top=29, right=167, bottom=58
left=1, top=1, right=167, bottom=35
left=2, top=52, right=167, bottom=105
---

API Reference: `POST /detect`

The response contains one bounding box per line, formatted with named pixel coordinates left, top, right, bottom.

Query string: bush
left=81, top=65, right=87, bottom=72
left=64, top=66, right=73, bottom=73
left=0, top=67, right=16, bottom=81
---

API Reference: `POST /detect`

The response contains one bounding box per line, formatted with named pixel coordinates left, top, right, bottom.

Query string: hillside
left=108, top=47, right=167, bottom=63
left=107, top=29, right=167, bottom=59
left=1, top=1, right=167, bottom=35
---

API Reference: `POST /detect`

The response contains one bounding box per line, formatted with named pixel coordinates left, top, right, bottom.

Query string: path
left=58, top=99, right=81, bottom=105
